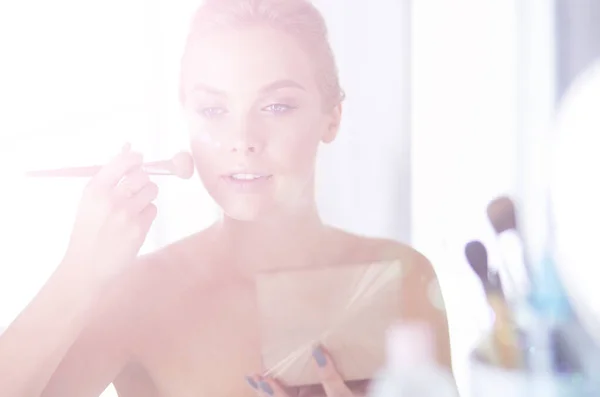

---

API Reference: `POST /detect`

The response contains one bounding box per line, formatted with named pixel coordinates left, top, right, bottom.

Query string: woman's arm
left=0, top=257, right=151, bottom=397
left=39, top=265, right=138, bottom=397
left=0, top=145, right=158, bottom=397
left=0, top=262, right=108, bottom=397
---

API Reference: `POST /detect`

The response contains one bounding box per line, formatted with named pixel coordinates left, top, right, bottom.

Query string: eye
left=197, top=107, right=227, bottom=119
left=263, top=103, right=295, bottom=114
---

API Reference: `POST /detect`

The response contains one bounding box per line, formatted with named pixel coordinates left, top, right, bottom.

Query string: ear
left=321, top=102, right=343, bottom=144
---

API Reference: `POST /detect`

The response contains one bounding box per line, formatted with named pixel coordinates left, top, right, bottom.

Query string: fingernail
left=312, top=346, right=327, bottom=367
left=259, top=380, right=274, bottom=396
left=245, top=376, right=258, bottom=390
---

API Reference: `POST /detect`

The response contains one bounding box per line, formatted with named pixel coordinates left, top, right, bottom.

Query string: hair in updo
left=179, top=0, right=345, bottom=108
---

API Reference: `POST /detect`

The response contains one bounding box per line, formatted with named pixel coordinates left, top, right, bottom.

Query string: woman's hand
left=60, top=143, right=158, bottom=283
left=247, top=346, right=370, bottom=397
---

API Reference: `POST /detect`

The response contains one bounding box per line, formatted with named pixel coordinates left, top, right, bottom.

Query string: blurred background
left=0, top=0, right=599, bottom=396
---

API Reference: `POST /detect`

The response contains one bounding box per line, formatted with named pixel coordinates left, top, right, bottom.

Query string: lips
left=220, top=172, right=273, bottom=192
left=227, top=173, right=271, bottom=181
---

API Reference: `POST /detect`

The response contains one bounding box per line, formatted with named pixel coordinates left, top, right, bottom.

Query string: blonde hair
left=179, top=0, right=345, bottom=108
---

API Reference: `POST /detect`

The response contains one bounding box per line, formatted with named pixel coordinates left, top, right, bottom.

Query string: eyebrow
left=189, top=79, right=306, bottom=97
left=189, top=83, right=225, bottom=97
left=259, top=79, right=306, bottom=94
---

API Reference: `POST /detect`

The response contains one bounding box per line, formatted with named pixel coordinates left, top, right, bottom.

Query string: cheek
left=268, top=130, right=321, bottom=175
left=189, top=123, right=224, bottom=149
left=267, top=115, right=325, bottom=173
left=189, top=137, right=221, bottom=179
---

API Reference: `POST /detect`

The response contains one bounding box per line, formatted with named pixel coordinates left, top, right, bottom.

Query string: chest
left=137, top=280, right=264, bottom=397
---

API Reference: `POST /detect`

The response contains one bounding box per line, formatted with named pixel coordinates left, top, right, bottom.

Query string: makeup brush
left=486, top=196, right=531, bottom=301
left=25, top=151, right=195, bottom=179
left=465, top=240, right=522, bottom=369
left=464, top=240, right=502, bottom=294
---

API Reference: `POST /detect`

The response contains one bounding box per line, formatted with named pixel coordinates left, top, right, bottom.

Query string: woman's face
left=181, top=26, right=341, bottom=221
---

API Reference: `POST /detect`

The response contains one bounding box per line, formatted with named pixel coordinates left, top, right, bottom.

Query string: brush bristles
left=487, top=196, right=517, bottom=234
left=171, top=152, right=195, bottom=179
left=465, top=240, right=489, bottom=285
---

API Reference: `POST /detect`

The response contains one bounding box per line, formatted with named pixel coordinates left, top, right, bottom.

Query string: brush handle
left=488, top=271, right=505, bottom=295
left=24, top=152, right=194, bottom=179
left=26, top=163, right=171, bottom=177
left=25, top=165, right=104, bottom=177
left=488, top=292, right=522, bottom=369
left=496, top=230, right=531, bottom=300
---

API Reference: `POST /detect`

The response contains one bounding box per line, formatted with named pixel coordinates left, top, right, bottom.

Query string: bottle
left=368, top=322, right=458, bottom=397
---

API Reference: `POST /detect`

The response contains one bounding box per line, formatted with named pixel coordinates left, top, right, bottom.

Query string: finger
left=93, top=145, right=143, bottom=187
left=298, top=385, right=324, bottom=397
left=138, top=202, right=157, bottom=234
left=115, top=167, right=151, bottom=198
left=245, top=375, right=263, bottom=396
left=300, top=383, right=366, bottom=397
left=258, top=377, right=293, bottom=397
left=345, top=380, right=369, bottom=397
left=125, top=182, right=159, bottom=214
left=312, top=346, right=353, bottom=397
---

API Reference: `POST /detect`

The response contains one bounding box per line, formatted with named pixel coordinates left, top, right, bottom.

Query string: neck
left=216, top=203, right=327, bottom=273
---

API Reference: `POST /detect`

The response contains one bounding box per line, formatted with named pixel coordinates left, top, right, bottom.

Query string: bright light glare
left=552, top=59, right=600, bottom=344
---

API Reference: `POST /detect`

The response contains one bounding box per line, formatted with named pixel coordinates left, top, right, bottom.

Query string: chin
left=219, top=199, right=275, bottom=222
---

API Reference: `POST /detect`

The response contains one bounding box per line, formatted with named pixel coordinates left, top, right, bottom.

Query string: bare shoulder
left=332, top=229, right=442, bottom=308
left=330, top=229, right=453, bottom=370
left=330, top=228, right=433, bottom=273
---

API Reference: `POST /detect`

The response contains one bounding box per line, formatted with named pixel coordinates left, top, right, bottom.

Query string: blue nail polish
left=245, top=376, right=258, bottom=390
left=259, top=380, right=274, bottom=396
left=313, top=346, right=327, bottom=367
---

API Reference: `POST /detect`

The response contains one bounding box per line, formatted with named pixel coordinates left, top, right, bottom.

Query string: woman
left=0, top=0, right=455, bottom=396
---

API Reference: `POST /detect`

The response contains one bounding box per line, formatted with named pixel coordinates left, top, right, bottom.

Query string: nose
left=228, top=120, right=264, bottom=155
left=230, top=139, right=262, bottom=154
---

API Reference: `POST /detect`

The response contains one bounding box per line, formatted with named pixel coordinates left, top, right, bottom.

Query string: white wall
left=311, top=0, right=412, bottom=242
left=411, top=1, right=520, bottom=394
left=410, top=1, right=557, bottom=395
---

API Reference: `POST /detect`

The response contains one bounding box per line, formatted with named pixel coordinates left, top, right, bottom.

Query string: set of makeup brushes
left=464, top=197, right=528, bottom=370
left=465, top=196, right=600, bottom=380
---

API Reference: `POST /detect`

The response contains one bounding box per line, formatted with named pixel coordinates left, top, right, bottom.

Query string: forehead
left=181, top=26, right=319, bottom=97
